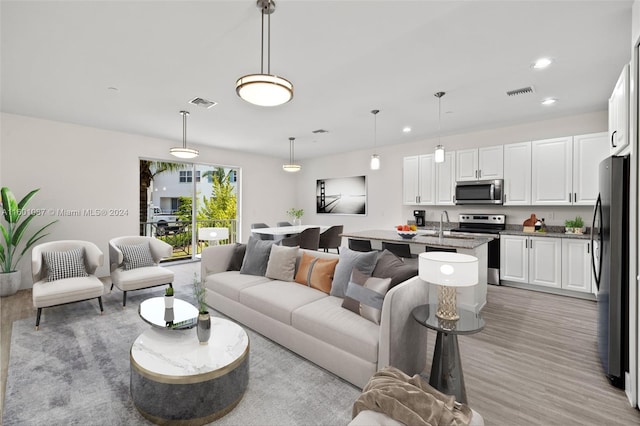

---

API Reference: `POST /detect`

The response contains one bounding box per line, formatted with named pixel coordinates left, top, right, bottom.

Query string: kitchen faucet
left=439, top=210, right=450, bottom=240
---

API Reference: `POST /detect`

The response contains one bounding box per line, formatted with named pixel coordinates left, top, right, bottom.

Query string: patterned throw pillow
left=118, top=242, right=155, bottom=271
left=294, top=252, right=339, bottom=294
left=342, top=268, right=392, bottom=324
left=42, top=248, right=89, bottom=282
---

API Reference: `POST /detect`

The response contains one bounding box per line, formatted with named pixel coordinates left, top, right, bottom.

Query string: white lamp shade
left=169, top=147, right=199, bottom=159
left=236, top=74, right=294, bottom=107
left=418, top=252, right=478, bottom=287
left=370, top=154, right=380, bottom=170
left=198, top=227, right=229, bottom=242
left=434, top=145, right=445, bottom=163
left=282, top=164, right=301, bottom=172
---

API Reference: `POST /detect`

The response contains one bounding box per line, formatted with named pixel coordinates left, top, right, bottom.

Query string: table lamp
left=419, top=252, right=478, bottom=320
left=197, top=227, right=229, bottom=246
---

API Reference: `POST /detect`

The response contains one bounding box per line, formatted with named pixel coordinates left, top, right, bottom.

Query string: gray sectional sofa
left=200, top=243, right=429, bottom=388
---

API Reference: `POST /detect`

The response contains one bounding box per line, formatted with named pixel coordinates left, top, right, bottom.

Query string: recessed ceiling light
left=402, top=126, right=412, bottom=133
left=107, top=86, right=119, bottom=92
left=533, top=57, right=553, bottom=69
left=541, top=98, right=557, bottom=105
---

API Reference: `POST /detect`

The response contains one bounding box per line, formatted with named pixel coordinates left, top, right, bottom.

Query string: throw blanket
left=352, top=367, right=472, bottom=426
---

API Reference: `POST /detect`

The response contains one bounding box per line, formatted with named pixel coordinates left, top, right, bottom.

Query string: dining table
left=250, top=224, right=330, bottom=237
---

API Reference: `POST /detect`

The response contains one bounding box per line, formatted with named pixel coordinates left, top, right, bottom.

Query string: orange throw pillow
left=294, top=252, right=339, bottom=294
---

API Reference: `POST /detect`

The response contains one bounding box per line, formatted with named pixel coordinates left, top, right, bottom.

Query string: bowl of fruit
left=396, top=224, right=418, bottom=239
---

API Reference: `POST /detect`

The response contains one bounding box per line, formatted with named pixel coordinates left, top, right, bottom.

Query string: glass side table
left=412, top=304, right=485, bottom=403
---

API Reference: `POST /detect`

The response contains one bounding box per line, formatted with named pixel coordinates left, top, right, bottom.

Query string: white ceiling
left=0, top=1, right=633, bottom=161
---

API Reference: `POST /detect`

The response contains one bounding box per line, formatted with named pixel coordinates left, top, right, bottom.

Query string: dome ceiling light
left=236, top=0, right=293, bottom=107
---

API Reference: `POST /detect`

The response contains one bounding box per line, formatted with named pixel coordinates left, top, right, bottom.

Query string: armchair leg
left=35, top=308, right=42, bottom=330
left=98, top=296, right=104, bottom=313
left=122, top=291, right=127, bottom=308
left=110, top=283, right=114, bottom=293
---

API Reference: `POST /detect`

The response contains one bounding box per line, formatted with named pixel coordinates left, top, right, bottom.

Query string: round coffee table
left=138, top=296, right=199, bottom=329
left=130, top=317, right=249, bottom=424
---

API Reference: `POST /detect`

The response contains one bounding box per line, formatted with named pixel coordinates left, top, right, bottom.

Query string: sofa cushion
left=292, top=296, right=379, bottom=363
left=239, top=281, right=327, bottom=325
left=33, top=276, right=104, bottom=308
left=266, top=244, right=298, bottom=281
left=111, top=266, right=174, bottom=291
left=42, top=248, right=89, bottom=282
left=330, top=247, right=379, bottom=298
left=342, top=269, right=391, bottom=325
left=372, top=250, right=419, bottom=288
left=294, top=252, right=339, bottom=294
left=118, top=242, right=155, bottom=271
left=240, top=236, right=275, bottom=276
left=227, top=243, right=247, bottom=271
left=203, top=271, right=271, bottom=302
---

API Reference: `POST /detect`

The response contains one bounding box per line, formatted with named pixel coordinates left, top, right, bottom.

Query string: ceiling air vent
left=506, top=86, right=535, bottom=97
left=189, top=97, right=217, bottom=109
left=312, top=129, right=329, bottom=134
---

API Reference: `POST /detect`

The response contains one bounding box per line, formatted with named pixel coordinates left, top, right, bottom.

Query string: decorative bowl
left=396, top=230, right=417, bottom=239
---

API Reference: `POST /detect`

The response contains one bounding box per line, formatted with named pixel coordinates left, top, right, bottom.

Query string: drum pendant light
left=236, top=0, right=293, bottom=107
left=170, top=111, right=199, bottom=159
left=434, top=92, right=445, bottom=163
left=282, top=137, right=301, bottom=172
left=370, top=109, right=380, bottom=170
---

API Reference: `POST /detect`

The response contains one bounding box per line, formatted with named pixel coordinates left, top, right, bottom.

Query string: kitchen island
left=341, top=230, right=492, bottom=312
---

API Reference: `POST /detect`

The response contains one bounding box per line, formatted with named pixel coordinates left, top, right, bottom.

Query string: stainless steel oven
left=450, top=214, right=506, bottom=285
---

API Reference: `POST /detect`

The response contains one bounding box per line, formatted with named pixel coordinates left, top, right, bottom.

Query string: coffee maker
left=413, top=210, right=426, bottom=227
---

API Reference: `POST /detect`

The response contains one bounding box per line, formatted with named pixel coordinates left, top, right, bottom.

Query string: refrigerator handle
left=590, top=194, right=603, bottom=290
left=611, top=130, right=617, bottom=148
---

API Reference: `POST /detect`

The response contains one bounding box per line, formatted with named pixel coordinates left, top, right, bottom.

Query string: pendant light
left=170, top=111, right=199, bottom=159
left=370, top=109, right=380, bottom=170
left=283, top=137, right=301, bottom=172
left=236, top=0, right=293, bottom=107
left=434, top=91, right=445, bottom=163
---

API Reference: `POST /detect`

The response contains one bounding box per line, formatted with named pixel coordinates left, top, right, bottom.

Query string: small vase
left=197, top=312, right=211, bottom=344
left=165, top=295, right=174, bottom=309
left=293, top=218, right=302, bottom=227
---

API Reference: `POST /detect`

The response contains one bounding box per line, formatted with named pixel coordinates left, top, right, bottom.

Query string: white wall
left=299, top=110, right=607, bottom=231
left=0, top=112, right=295, bottom=286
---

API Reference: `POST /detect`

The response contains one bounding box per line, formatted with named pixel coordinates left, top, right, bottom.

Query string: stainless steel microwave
left=455, top=179, right=503, bottom=205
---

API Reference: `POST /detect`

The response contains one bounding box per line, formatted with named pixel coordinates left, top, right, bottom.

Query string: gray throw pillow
left=342, top=268, right=391, bottom=324
left=118, top=242, right=155, bottom=270
left=240, top=236, right=275, bottom=276
left=330, top=246, right=379, bottom=298
left=265, top=244, right=298, bottom=281
left=372, top=250, right=419, bottom=288
left=227, top=243, right=247, bottom=271
left=42, top=247, right=89, bottom=282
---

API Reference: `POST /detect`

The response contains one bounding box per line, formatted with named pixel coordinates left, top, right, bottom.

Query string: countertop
left=341, top=229, right=493, bottom=250
left=499, top=230, right=591, bottom=240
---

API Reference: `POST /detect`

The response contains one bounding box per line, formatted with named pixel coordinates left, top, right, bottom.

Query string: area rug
left=2, top=283, right=360, bottom=425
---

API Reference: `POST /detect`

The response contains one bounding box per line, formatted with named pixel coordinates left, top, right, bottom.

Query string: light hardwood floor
left=2, top=262, right=639, bottom=425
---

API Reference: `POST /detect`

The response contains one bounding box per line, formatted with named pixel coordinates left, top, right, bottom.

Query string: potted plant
left=193, top=274, right=210, bottom=344
left=286, top=208, right=304, bottom=226
left=164, top=286, right=174, bottom=309
left=1, top=187, right=56, bottom=297
left=564, top=218, right=575, bottom=234
left=573, top=216, right=585, bottom=234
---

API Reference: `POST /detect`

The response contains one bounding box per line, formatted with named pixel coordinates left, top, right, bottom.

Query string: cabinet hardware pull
left=587, top=244, right=590, bottom=254
left=569, top=192, right=571, bottom=202
left=574, top=193, right=577, bottom=203
left=525, top=239, right=528, bottom=249
left=478, top=169, right=481, bottom=178
left=475, top=170, right=478, bottom=179
left=611, top=130, right=617, bottom=148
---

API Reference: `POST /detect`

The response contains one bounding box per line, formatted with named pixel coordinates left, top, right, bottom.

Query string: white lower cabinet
left=500, top=235, right=562, bottom=289
left=561, top=239, right=592, bottom=293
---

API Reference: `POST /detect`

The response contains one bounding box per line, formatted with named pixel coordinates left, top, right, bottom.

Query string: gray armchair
left=31, top=240, right=105, bottom=330
left=109, top=236, right=174, bottom=307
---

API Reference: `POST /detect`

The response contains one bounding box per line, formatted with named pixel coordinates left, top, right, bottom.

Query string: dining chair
left=348, top=238, right=373, bottom=252
left=276, top=221, right=292, bottom=227
left=31, top=240, right=105, bottom=330
left=318, top=225, right=343, bottom=254
left=382, top=241, right=413, bottom=258
left=251, top=222, right=274, bottom=240
left=281, top=227, right=320, bottom=250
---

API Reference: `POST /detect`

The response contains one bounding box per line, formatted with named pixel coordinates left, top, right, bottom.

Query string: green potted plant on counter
left=1, top=187, right=56, bottom=297
left=564, top=216, right=585, bottom=234
left=286, top=208, right=304, bottom=226
left=193, top=274, right=210, bottom=344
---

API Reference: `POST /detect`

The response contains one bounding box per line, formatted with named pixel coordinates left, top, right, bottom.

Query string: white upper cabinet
left=531, top=137, right=573, bottom=205
left=403, top=154, right=435, bottom=205
left=456, top=145, right=503, bottom=182
left=572, top=132, right=609, bottom=205
left=503, top=141, right=532, bottom=205
left=609, top=64, right=629, bottom=155
left=435, top=151, right=456, bottom=205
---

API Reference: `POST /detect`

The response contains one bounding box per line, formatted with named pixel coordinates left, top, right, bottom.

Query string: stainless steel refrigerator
left=591, top=155, right=629, bottom=388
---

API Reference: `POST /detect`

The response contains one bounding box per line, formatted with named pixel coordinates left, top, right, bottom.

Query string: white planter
left=293, top=218, right=302, bottom=226
left=0, top=270, right=21, bottom=297
left=165, top=295, right=174, bottom=309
